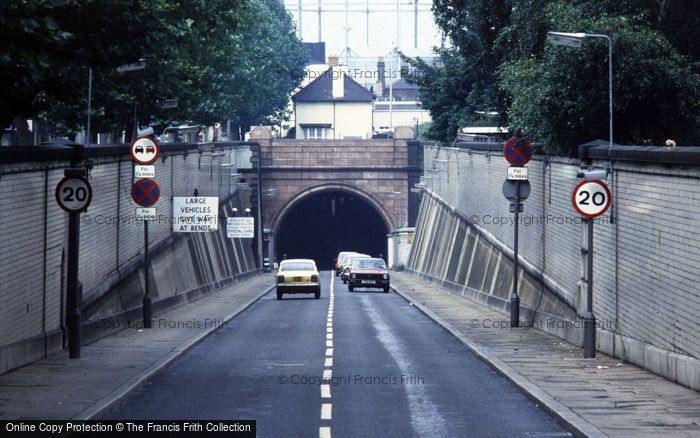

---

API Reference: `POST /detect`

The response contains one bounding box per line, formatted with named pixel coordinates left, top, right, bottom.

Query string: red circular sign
left=130, top=137, right=159, bottom=165
left=55, top=176, right=93, bottom=213
left=571, top=180, right=611, bottom=219
left=131, top=178, right=160, bottom=207
left=504, top=137, right=532, bottom=166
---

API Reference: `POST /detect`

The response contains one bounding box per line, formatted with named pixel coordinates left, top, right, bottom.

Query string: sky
left=283, top=0, right=443, bottom=84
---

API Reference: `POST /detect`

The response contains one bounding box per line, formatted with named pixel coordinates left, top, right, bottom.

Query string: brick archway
left=271, top=183, right=394, bottom=234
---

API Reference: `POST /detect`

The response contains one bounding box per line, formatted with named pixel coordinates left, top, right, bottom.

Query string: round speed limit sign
left=572, top=180, right=611, bottom=219
left=55, top=176, right=92, bottom=213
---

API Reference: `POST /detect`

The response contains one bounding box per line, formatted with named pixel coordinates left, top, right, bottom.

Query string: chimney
left=328, top=55, right=339, bottom=67
left=400, top=61, right=409, bottom=77
left=377, top=57, right=386, bottom=97
left=332, top=65, right=344, bottom=98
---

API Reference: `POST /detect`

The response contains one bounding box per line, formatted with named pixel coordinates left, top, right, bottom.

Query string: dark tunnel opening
left=275, top=190, right=389, bottom=270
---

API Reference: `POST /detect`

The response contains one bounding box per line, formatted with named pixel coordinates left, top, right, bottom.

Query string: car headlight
left=383, top=274, right=388, bottom=280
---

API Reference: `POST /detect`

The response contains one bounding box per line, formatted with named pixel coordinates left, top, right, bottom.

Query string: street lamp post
left=547, top=31, right=613, bottom=358
left=546, top=32, right=613, bottom=155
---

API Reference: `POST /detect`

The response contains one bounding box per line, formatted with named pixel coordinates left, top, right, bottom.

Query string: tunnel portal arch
left=272, top=184, right=393, bottom=270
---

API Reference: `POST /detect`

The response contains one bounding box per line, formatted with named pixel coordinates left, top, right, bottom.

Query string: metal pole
left=86, top=68, right=92, bottom=147
left=584, top=218, right=596, bottom=358
left=66, top=209, right=81, bottom=358
left=143, top=219, right=152, bottom=328
left=510, top=183, right=520, bottom=327
left=607, top=37, right=613, bottom=154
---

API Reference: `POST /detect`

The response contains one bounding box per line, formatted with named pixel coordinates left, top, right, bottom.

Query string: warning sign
left=227, top=217, right=254, bottom=238
left=172, top=197, right=219, bottom=233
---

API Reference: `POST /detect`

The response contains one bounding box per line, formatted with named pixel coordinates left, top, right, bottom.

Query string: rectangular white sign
left=135, top=207, right=156, bottom=220
left=507, top=167, right=528, bottom=181
left=134, top=165, right=155, bottom=178
left=172, top=197, right=219, bottom=233
left=227, top=217, right=254, bottom=238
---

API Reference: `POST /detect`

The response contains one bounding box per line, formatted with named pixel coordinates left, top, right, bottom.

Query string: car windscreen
left=280, top=262, right=314, bottom=271
left=353, top=259, right=386, bottom=269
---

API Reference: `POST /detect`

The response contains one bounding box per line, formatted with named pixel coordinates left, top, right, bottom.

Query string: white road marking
left=362, top=296, right=448, bottom=437
left=321, top=403, right=332, bottom=420
left=319, top=272, right=335, bottom=436
left=321, top=384, right=331, bottom=398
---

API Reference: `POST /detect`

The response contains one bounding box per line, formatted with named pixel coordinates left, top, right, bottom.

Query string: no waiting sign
left=572, top=180, right=611, bottom=219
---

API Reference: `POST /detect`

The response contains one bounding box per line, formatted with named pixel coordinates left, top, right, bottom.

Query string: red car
left=347, top=258, right=390, bottom=293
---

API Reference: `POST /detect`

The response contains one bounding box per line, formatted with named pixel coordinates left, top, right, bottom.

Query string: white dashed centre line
left=321, top=403, right=333, bottom=420
left=320, top=271, right=335, bottom=438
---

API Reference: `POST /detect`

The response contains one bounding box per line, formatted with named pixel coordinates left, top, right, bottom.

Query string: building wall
left=0, top=142, right=259, bottom=374
left=258, top=138, right=418, bottom=234
left=295, top=101, right=373, bottom=139
left=407, top=144, right=700, bottom=390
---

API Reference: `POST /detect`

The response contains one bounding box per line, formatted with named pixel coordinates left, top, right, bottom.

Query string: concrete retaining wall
left=407, top=144, right=700, bottom=390
left=0, top=142, right=260, bottom=375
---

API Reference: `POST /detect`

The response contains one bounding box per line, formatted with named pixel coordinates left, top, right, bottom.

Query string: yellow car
left=276, top=259, right=321, bottom=300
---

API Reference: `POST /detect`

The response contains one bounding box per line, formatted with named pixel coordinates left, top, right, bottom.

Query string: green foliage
left=407, top=0, right=700, bottom=152
left=1, top=0, right=307, bottom=140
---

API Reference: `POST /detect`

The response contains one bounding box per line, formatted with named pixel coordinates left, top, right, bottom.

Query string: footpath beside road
left=0, top=273, right=275, bottom=420
left=390, top=271, right=700, bottom=437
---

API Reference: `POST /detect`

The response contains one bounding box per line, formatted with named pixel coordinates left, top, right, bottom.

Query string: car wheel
left=276, top=291, right=283, bottom=300
left=383, top=286, right=390, bottom=293
left=342, top=279, right=347, bottom=284
left=314, top=289, right=320, bottom=299
left=348, top=285, right=354, bottom=292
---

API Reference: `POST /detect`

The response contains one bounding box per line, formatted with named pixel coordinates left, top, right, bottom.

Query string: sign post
left=130, top=136, right=160, bottom=328
left=503, top=136, right=532, bottom=328
left=56, top=171, right=93, bottom=358
left=572, top=178, right=611, bottom=358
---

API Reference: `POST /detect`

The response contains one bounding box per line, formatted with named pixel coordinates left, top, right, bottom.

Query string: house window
left=304, top=126, right=327, bottom=139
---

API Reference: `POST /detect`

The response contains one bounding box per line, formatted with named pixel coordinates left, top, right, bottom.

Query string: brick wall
left=408, top=144, right=700, bottom=389
left=259, top=138, right=414, bottom=231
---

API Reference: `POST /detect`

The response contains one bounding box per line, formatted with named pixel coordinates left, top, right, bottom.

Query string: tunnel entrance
left=275, top=190, right=389, bottom=270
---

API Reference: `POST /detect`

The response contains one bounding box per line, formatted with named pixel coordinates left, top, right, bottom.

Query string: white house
left=292, top=56, right=374, bottom=140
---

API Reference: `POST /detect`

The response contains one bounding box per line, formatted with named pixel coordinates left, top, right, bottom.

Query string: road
left=100, top=271, right=569, bottom=437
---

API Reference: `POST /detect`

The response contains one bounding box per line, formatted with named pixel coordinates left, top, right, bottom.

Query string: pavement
left=0, top=272, right=276, bottom=421
left=389, top=271, right=700, bottom=438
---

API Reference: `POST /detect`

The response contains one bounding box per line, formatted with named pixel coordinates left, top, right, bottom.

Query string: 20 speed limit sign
left=55, top=176, right=92, bottom=213
left=572, top=180, right=611, bottom=219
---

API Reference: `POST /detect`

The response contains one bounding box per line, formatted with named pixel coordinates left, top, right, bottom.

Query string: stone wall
left=254, top=132, right=422, bottom=233
left=0, top=142, right=260, bottom=374
left=407, top=143, right=700, bottom=390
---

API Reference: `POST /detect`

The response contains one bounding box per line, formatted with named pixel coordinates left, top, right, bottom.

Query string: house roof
left=389, top=78, right=418, bottom=90
left=293, top=68, right=374, bottom=103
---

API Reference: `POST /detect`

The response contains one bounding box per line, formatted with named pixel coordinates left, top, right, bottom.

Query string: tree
left=406, top=0, right=700, bottom=152
left=1, top=0, right=307, bottom=143
left=498, top=1, right=700, bottom=151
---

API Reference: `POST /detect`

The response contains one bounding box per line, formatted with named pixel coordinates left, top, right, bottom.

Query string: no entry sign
left=131, top=178, right=160, bottom=207
left=504, top=137, right=532, bottom=166
left=572, top=180, right=611, bottom=218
